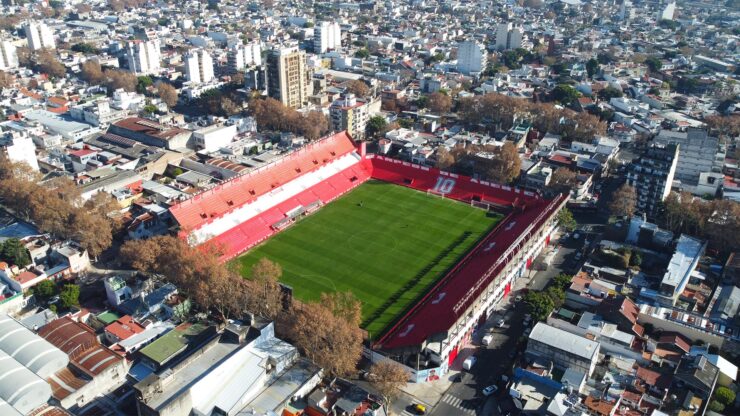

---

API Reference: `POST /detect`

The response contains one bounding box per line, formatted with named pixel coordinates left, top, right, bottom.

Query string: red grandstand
left=169, top=131, right=566, bottom=381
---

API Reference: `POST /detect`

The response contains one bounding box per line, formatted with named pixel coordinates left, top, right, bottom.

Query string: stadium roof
left=375, top=194, right=564, bottom=350
left=0, top=314, right=68, bottom=378
left=170, top=131, right=356, bottom=232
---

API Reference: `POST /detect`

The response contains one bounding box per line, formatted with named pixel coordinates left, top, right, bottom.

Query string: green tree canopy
left=59, top=284, right=80, bottom=309
left=551, top=84, right=580, bottom=106
left=0, top=238, right=32, bottom=268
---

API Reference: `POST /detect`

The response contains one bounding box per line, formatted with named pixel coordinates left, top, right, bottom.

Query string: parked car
left=483, top=385, right=498, bottom=396
left=463, top=356, right=477, bottom=370
left=482, top=334, right=494, bottom=346
left=495, top=318, right=506, bottom=328
left=514, top=295, right=523, bottom=302
left=410, top=404, right=426, bottom=414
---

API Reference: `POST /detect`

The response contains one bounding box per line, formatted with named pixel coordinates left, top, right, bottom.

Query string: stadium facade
left=169, top=131, right=566, bottom=382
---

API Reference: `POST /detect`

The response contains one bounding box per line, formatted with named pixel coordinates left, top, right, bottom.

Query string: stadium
left=169, top=131, right=566, bottom=382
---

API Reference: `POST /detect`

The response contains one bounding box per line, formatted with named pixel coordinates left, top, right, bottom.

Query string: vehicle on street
left=495, top=318, right=506, bottom=327
left=410, top=403, right=426, bottom=414
left=483, top=385, right=498, bottom=396
left=482, top=334, right=494, bottom=346
left=463, top=356, right=477, bottom=370
left=514, top=295, right=522, bottom=302
left=524, top=327, right=532, bottom=337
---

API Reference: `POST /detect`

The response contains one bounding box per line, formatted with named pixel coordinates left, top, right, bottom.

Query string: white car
left=514, top=295, right=523, bottom=302
left=495, top=318, right=506, bottom=328
left=482, top=334, right=494, bottom=346
left=463, top=356, right=477, bottom=370
left=483, top=385, right=498, bottom=396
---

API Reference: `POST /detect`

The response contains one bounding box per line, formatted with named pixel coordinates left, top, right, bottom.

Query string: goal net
left=470, top=200, right=492, bottom=211
left=426, top=189, right=447, bottom=198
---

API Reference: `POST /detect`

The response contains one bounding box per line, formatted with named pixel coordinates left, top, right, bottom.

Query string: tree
left=549, top=167, right=577, bottom=194
left=157, top=82, right=178, bottom=108
left=435, top=147, right=455, bottom=170
left=707, top=400, right=725, bottom=413
left=136, top=75, right=153, bottom=94
left=289, top=302, right=364, bottom=377
left=645, top=56, right=662, bottom=73
left=551, top=84, right=580, bottom=106
left=366, top=115, right=388, bottom=138
left=556, top=208, right=577, bottom=232
left=586, top=58, right=599, bottom=79
left=33, top=280, right=56, bottom=300
left=80, top=60, right=104, bottom=85
left=0, top=70, right=13, bottom=89
left=71, top=43, right=96, bottom=54
left=70, top=211, right=112, bottom=259
left=598, top=86, right=623, bottom=100
left=609, top=184, right=637, bottom=217
left=37, top=50, right=66, bottom=79
left=552, top=273, right=572, bottom=290
left=545, top=286, right=565, bottom=309
left=355, top=49, right=370, bottom=59
left=487, top=142, right=521, bottom=184
left=59, top=284, right=80, bottom=309
left=714, top=386, right=736, bottom=406
left=369, top=360, right=410, bottom=409
left=0, top=238, right=32, bottom=268
left=346, top=80, right=369, bottom=98
left=524, top=291, right=555, bottom=321
left=428, top=92, right=452, bottom=114
left=321, top=291, right=362, bottom=327
left=248, top=258, right=284, bottom=320
left=104, top=68, right=137, bottom=92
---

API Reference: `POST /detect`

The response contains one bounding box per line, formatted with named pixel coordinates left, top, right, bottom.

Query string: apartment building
left=0, top=40, right=18, bottom=70
left=314, top=21, right=342, bottom=53
left=329, top=93, right=380, bottom=140
left=23, top=21, right=55, bottom=51
left=654, top=128, right=725, bottom=195
left=266, top=45, right=313, bottom=109
left=495, top=23, right=523, bottom=50
left=457, top=40, right=487, bottom=75
left=126, top=40, right=162, bottom=75
left=227, top=42, right=261, bottom=72
left=184, top=49, right=214, bottom=84
left=627, top=143, right=679, bottom=219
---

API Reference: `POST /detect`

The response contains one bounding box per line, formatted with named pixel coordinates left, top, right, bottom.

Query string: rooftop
left=661, top=235, right=704, bottom=290
left=139, top=322, right=209, bottom=366
left=529, top=322, right=600, bottom=361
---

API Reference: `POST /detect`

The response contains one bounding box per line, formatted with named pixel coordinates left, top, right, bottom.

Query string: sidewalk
left=399, top=345, right=475, bottom=408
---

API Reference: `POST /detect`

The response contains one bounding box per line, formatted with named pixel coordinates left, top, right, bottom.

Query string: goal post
left=470, top=200, right=492, bottom=211
left=426, top=189, right=447, bottom=198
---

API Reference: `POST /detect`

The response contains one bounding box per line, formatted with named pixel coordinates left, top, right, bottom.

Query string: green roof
left=97, top=311, right=121, bottom=325
left=556, top=308, right=577, bottom=320
left=139, top=322, right=208, bottom=365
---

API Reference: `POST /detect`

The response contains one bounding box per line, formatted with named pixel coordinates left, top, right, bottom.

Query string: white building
left=654, top=128, right=724, bottom=195
left=661, top=1, right=676, bottom=21
left=0, top=40, right=18, bottom=70
left=24, top=21, right=55, bottom=51
left=193, top=124, right=237, bottom=152
left=227, top=42, right=261, bottom=72
left=457, top=41, right=487, bottom=75
left=314, top=21, right=342, bottom=53
left=184, top=49, right=215, bottom=84
left=526, top=322, right=601, bottom=377
left=0, top=133, right=39, bottom=170
left=126, top=40, right=161, bottom=75
left=495, top=23, right=523, bottom=50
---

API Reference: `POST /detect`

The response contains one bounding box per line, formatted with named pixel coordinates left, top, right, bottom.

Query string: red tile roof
left=112, top=117, right=189, bottom=141
left=105, top=315, right=145, bottom=341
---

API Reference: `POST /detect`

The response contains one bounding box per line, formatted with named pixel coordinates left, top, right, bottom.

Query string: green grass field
left=235, top=180, right=501, bottom=337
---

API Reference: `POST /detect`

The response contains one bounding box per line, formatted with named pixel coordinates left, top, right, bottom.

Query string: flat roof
left=662, top=235, right=704, bottom=289
left=139, top=322, right=208, bottom=365
left=529, top=322, right=599, bottom=361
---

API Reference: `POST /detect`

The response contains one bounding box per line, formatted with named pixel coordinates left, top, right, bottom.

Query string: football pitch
left=234, top=180, right=502, bottom=337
